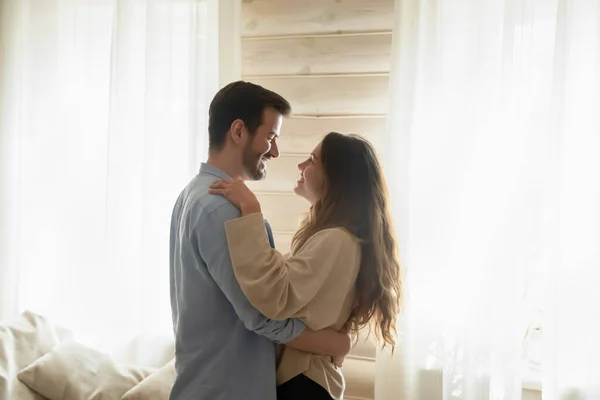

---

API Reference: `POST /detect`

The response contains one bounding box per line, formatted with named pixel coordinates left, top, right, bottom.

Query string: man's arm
left=195, top=202, right=305, bottom=343
left=287, top=328, right=352, bottom=358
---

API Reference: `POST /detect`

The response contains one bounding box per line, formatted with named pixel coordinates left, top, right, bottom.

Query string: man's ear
left=230, top=119, right=246, bottom=145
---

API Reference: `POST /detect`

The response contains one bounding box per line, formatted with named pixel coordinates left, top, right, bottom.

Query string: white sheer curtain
left=543, top=1, right=600, bottom=398
left=0, top=0, right=221, bottom=359
left=377, top=0, right=600, bottom=399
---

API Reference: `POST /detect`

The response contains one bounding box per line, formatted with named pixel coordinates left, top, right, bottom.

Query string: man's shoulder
left=203, top=195, right=241, bottom=222
left=182, top=176, right=241, bottom=224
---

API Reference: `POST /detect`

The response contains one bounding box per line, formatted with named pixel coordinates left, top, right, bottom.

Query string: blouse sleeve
left=224, top=212, right=358, bottom=320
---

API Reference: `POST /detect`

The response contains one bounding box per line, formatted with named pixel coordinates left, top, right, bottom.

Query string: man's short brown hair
left=208, top=81, right=291, bottom=151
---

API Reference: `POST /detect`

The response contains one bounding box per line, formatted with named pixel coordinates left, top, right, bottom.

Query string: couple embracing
left=169, top=81, right=402, bottom=400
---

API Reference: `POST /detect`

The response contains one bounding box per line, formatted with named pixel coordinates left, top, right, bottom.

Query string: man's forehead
left=259, top=108, right=284, bottom=132
left=262, top=106, right=283, bottom=117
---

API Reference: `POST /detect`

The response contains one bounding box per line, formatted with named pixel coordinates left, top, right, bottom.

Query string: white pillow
left=0, top=310, right=71, bottom=400
left=121, top=358, right=175, bottom=400
left=17, top=339, right=154, bottom=400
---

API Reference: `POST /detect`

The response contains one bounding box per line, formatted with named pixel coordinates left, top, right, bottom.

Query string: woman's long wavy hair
left=291, top=132, right=402, bottom=350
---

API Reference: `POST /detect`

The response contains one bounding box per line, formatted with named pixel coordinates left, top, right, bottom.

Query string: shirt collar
left=199, top=162, right=232, bottom=181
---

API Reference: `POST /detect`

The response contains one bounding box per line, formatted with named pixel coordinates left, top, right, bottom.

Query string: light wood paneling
left=242, top=33, right=392, bottom=76
left=247, top=156, right=302, bottom=193
left=242, top=3, right=392, bottom=396
left=242, top=0, right=395, bottom=37
left=523, top=390, right=542, bottom=400
left=272, top=231, right=294, bottom=252
left=279, top=116, right=387, bottom=153
left=247, top=75, right=389, bottom=115
left=257, top=193, right=309, bottom=232
left=342, top=357, right=375, bottom=399
left=352, top=334, right=377, bottom=360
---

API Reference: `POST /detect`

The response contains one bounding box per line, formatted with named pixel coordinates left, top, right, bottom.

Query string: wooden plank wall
left=241, top=1, right=395, bottom=398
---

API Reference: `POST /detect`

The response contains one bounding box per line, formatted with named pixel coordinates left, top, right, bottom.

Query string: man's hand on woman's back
left=285, top=327, right=352, bottom=367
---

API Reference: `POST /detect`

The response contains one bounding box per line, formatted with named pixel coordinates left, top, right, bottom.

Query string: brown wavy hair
left=291, top=132, right=402, bottom=350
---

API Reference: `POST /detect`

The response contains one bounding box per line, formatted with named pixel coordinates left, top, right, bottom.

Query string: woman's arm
left=209, top=178, right=360, bottom=325
left=224, top=212, right=359, bottom=321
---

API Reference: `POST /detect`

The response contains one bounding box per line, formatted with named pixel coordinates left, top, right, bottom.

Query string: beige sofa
left=0, top=311, right=175, bottom=400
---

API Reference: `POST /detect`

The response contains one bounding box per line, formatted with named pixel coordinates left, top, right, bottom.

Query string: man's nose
left=269, top=141, right=280, bottom=159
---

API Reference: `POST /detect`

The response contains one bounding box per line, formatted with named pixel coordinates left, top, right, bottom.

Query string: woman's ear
left=230, top=119, right=246, bottom=145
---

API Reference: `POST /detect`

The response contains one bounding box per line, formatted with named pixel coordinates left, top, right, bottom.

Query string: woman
left=209, top=132, right=402, bottom=400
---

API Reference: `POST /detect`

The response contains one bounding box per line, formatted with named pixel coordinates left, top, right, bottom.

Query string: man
left=169, top=81, right=350, bottom=400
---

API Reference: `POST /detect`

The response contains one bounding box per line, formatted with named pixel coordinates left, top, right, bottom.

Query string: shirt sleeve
left=224, top=212, right=360, bottom=321
left=195, top=202, right=306, bottom=344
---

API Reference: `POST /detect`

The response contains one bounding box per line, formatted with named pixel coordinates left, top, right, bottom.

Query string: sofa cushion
left=17, top=339, right=154, bottom=400
left=0, top=310, right=71, bottom=400
left=121, top=358, right=175, bottom=400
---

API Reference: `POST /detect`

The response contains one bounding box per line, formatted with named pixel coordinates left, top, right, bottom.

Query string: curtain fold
left=379, top=0, right=600, bottom=399
left=0, top=0, right=221, bottom=361
left=543, top=1, right=600, bottom=397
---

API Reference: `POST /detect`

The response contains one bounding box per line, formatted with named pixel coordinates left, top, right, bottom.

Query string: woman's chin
left=294, top=187, right=314, bottom=205
left=293, top=185, right=306, bottom=198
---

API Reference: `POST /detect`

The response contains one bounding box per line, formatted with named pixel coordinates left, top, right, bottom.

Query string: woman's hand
left=332, top=326, right=353, bottom=368
left=333, top=354, right=346, bottom=368
left=209, top=179, right=261, bottom=215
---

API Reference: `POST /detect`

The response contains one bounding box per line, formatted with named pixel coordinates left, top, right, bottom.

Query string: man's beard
left=242, top=141, right=268, bottom=181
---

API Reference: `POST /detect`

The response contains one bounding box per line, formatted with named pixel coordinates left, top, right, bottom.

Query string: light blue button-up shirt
left=169, top=163, right=306, bottom=400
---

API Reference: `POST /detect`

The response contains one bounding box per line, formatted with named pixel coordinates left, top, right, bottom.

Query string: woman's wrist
left=240, top=201, right=261, bottom=216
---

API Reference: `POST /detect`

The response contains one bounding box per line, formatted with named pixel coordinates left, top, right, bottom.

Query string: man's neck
left=206, top=152, right=245, bottom=180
